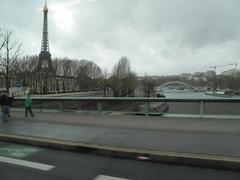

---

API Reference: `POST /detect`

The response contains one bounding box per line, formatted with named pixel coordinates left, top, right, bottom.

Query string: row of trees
left=14, top=56, right=137, bottom=96
left=13, top=56, right=104, bottom=91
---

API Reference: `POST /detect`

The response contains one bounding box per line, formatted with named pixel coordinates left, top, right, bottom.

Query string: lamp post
left=40, top=68, right=43, bottom=112
left=210, top=66, right=217, bottom=93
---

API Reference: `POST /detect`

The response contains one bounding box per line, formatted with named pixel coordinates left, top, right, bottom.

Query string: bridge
left=1, top=96, right=240, bottom=178
left=155, top=81, right=197, bottom=91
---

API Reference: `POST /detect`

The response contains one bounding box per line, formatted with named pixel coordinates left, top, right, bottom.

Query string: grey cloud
left=58, top=0, right=240, bottom=51
left=1, top=0, right=240, bottom=75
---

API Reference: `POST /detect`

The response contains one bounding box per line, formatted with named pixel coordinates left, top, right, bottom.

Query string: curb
left=0, top=133, right=240, bottom=171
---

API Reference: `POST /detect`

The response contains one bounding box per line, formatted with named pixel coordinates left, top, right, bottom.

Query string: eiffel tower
left=37, top=1, right=54, bottom=73
left=35, top=1, right=56, bottom=94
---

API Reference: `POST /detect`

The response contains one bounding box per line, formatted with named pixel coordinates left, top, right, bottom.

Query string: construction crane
left=229, top=62, right=240, bottom=70
left=210, top=64, right=230, bottom=72
left=209, top=64, right=229, bottom=92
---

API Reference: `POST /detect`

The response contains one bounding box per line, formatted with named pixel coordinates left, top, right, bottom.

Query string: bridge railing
left=12, top=97, right=240, bottom=119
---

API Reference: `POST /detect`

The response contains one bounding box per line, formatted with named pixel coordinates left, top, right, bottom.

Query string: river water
left=163, top=90, right=240, bottom=99
left=160, top=90, right=240, bottom=115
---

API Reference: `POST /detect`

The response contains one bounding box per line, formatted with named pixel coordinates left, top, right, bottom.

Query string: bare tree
left=57, top=58, right=74, bottom=92
left=142, top=74, right=157, bottom=97
left=52, top=58, right=103, bottom=92
left=13, top=55, right=38, bottom=87
left=76, top=59, right=103, bottom=91
left=0, top=29, right=5, bottom=51
left=102, top=68, right=108, bottom=96
left=110, top=56, right=136, bottom=97
left=0, top=29, right=5, bottom=73
left=0, top=29, right=21, bottom=92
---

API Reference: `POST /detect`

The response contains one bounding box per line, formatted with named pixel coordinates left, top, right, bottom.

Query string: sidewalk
left=1, top=112, right=240, bottom=169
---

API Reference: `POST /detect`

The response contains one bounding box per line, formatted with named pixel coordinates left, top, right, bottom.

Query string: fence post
left=40, top=98, right=43, bottom=112
left=200, top=101, right=204, bottom=118
left=97, top=101, right=102, bottom=114
left=59, top=100, right=64, bottom=113
left=144, top=102, right=149, bottom=116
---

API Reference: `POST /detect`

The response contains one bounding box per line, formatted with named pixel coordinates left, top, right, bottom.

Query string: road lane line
left=94, top=175, right=130, bottom=180
left=0, top=156, right=55, bottom=171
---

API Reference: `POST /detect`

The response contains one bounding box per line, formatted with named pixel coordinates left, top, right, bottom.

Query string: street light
left=210, top=66, right=217, bottom=93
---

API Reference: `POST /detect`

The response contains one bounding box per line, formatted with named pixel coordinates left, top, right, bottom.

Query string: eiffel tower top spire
left=43, top=0, right=48, bottom=12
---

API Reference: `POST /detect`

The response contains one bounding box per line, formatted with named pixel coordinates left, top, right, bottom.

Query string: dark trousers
left=25, top=106, right=34, bottom=117
left=1, top=106, right=9, bottom=121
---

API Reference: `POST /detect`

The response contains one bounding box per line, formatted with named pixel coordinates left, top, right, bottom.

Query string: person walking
left=25, top=93, right=34, bottom=117
left=0, top=91, right=11, bottom=122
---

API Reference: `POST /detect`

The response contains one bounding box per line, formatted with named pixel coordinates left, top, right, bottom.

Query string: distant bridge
left=155, top=81, right=197, bottom=91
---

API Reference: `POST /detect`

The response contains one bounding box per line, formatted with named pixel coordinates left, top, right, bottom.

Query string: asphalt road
left=1, top=116, right=240, bottom=157
left=0, top=142, right=240, bottom=180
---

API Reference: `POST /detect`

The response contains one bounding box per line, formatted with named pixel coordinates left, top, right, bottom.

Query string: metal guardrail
left=14, top=97, right=240, bottom=119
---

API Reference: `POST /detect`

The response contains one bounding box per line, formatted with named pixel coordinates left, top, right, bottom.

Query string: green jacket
left=24, top=97, right=32, bottom=108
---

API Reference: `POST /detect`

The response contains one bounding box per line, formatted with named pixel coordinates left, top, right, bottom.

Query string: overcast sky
left=1, top=0, right=240, bottom=75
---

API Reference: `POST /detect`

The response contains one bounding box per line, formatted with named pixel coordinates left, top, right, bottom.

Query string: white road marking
left=94, top=175, right=130, bottom=180
left=0, top=156, right=55, bottom=171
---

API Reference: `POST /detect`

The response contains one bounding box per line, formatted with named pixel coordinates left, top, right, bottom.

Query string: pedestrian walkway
left=1, top=112, right=240, bottom=159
